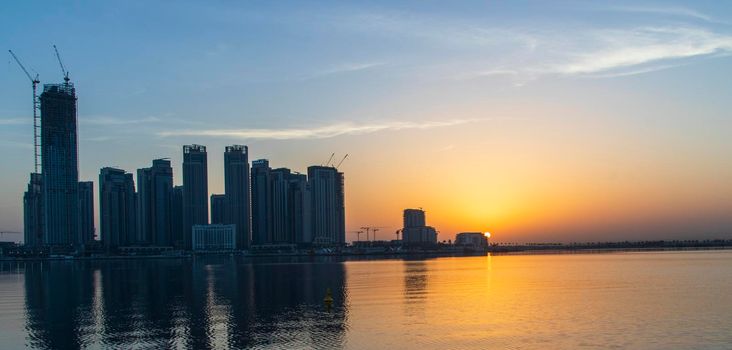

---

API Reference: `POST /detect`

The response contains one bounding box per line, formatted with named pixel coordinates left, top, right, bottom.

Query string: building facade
left=183, top=145, right=208, bottom=249
left=251, top=159, right=272, bottom=245
left=192, top=224, right=236, bottom=251
left=170, top=185, right=184, bottom=248
left=224, top=145, right=250, bottom=249
left=271, top=168, right=292, bottom=243
left=41, top=83, right=80, bottom=246
left=137, top=159, right=173, bottom=246
left=78, top=181, right=95, bottom=244
left=23, top=173, right=43, bottom=247
left=288, top=173, right=312, bottom=245
left=210, top=194, right=226, bottom=225
left=403, top=209, right=426, bottom=228
left=99, top=167, right=137, bottom=249
left=307, top=166, right=345, bottom=245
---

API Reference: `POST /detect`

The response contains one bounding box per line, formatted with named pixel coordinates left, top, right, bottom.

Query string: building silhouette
left=288, top=172, right=312, bottom=245
left=41, top=83, right=80, bottom=246
left=403, top=209, right=426, bottom=228
left=137, top=159, right=173, bottom=246
left=307, top=166, right=345, bottom=245
left=210, top=194, right=226, bottom=225
left=183, top=145, right=208, bottom=249
left=170, top=185, right=184, bottom=248
left=23, top=173, right=43, bottom=247
left=78, top=181, right=95, bottom=244
left=251, top=159, right=272, bottom=245
left=224, top=145, right=251, bottom=249
left=401, top=208, right=437, bottom=245
left=271, top=168, right=292, bottom=243
left=99, top=167, right=137, bottom=249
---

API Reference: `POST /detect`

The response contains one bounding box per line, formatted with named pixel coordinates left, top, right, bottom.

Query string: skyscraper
left=271, top=168, right=292, bottom=243
left=251, top=159, right=272, bottom=245
left=170, top=185, right=184, bottom=248
left=23, top=173, right=43, bottom=247
left=307, top=166, right=345, bottom=245
left=78, top=181, right=95, bottom=244
left=99, top=167, right=136, bottom=249
left=41, top=83, right=79, bottom=246
left=288, top=172, right=312, bottom=245
left=210, top=194, right=226, bottom=224
left=137, top=159, right=173, bottom=246
left=224, top=145, right=250, bottom=249
left=183, top=145, right=208, bottom=249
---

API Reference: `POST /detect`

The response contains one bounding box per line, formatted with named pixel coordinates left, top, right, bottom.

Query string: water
left=1, top=250, right=731, bottom=349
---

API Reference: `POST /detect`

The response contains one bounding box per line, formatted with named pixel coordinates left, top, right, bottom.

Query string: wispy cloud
left=85, top=116, right=161, bottom=125
left=158, top=119, right=483, bottom=140
left=0, top=118, right=28, bottom=125
left=608, top=6, right=716, bottom=23
left=316, top=62, right=385, bottom=76
left=548, top=27, right=732, bottom=76
left=323, top=8, right=732, bottom=82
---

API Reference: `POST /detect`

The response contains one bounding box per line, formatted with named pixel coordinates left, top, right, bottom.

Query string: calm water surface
left=0, top=250, right=731, bottom=349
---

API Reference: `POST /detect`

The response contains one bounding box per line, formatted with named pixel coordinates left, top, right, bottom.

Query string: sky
left=1, top=1, right=731, bottom=243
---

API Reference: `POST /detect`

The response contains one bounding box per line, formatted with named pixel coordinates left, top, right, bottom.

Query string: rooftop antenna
left=8, top=50, right=41, bottom=173
left=52, top=44, right=70, bottom=84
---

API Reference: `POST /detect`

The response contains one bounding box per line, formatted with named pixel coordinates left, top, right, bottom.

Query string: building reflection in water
left=21, top=257, right=348, bottom=349
left=402, top=258, right=430, bottom=318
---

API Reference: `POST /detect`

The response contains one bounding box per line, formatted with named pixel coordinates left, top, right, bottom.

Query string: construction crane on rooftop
left=323, top=153, right=335, bottom=167
left=8, top=50, right=41, bottom=173
left=53, top=44, right=70, bottom=83
left=335, top=154, right=348, bottom=169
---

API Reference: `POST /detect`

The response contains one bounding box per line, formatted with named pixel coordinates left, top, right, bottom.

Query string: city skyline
left=2, top=1, right=732, bottom=243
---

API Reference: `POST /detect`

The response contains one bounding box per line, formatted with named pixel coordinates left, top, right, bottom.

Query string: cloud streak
left=549, top=27, right=732, bottom=76
left=607, top=6, right=717, bottom=23
left=84, top=116, right=161, bottom=125
left=0, top=118, right=28, bottom=125
left=323, top=8, right=732, bottom=82
left=158, top=119, right=483, bottom=140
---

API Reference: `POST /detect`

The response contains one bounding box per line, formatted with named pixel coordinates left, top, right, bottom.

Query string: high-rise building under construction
left=41, top=83, right=80, bottom=246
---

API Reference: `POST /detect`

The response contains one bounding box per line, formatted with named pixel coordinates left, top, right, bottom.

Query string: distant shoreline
left=1, top=244, right=731, bottom=262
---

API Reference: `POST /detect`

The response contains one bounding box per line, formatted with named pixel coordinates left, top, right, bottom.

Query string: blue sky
left=2, top=1, right=731, bottom=242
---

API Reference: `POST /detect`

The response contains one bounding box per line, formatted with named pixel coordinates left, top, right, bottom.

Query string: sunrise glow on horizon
left=1, top=1, right=731, bottom=244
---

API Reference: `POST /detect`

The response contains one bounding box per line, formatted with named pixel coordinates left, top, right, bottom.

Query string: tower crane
left=52, top=44, right=70, bottom=83
left=360, top=226, right=387, bottom=241
left=348, top=230, right=364, bottom=242
left=335, top=154, right=348, bottom=169
left=323, top=153, right=335, bottom=166
left=8, top=50, right=41, bottom=173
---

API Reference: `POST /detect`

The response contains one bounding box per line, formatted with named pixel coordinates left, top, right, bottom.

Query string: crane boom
left=53, top=44, right=70, bottom=83
left=8, top=50, right=41, bottom=173
left=335, top=154, right=348, bottom=169
left=8, top=50, right=38, bottom=83
left=324, top=152, right=335, bottom=166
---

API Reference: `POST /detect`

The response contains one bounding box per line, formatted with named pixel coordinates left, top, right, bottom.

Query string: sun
left=484, top=232, right=491, bottom=238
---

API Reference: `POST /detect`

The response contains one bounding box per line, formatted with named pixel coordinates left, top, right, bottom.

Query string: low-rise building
left=455, top=232, right=488, bottom=249
left=192, top=224, right=236, bottom=251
